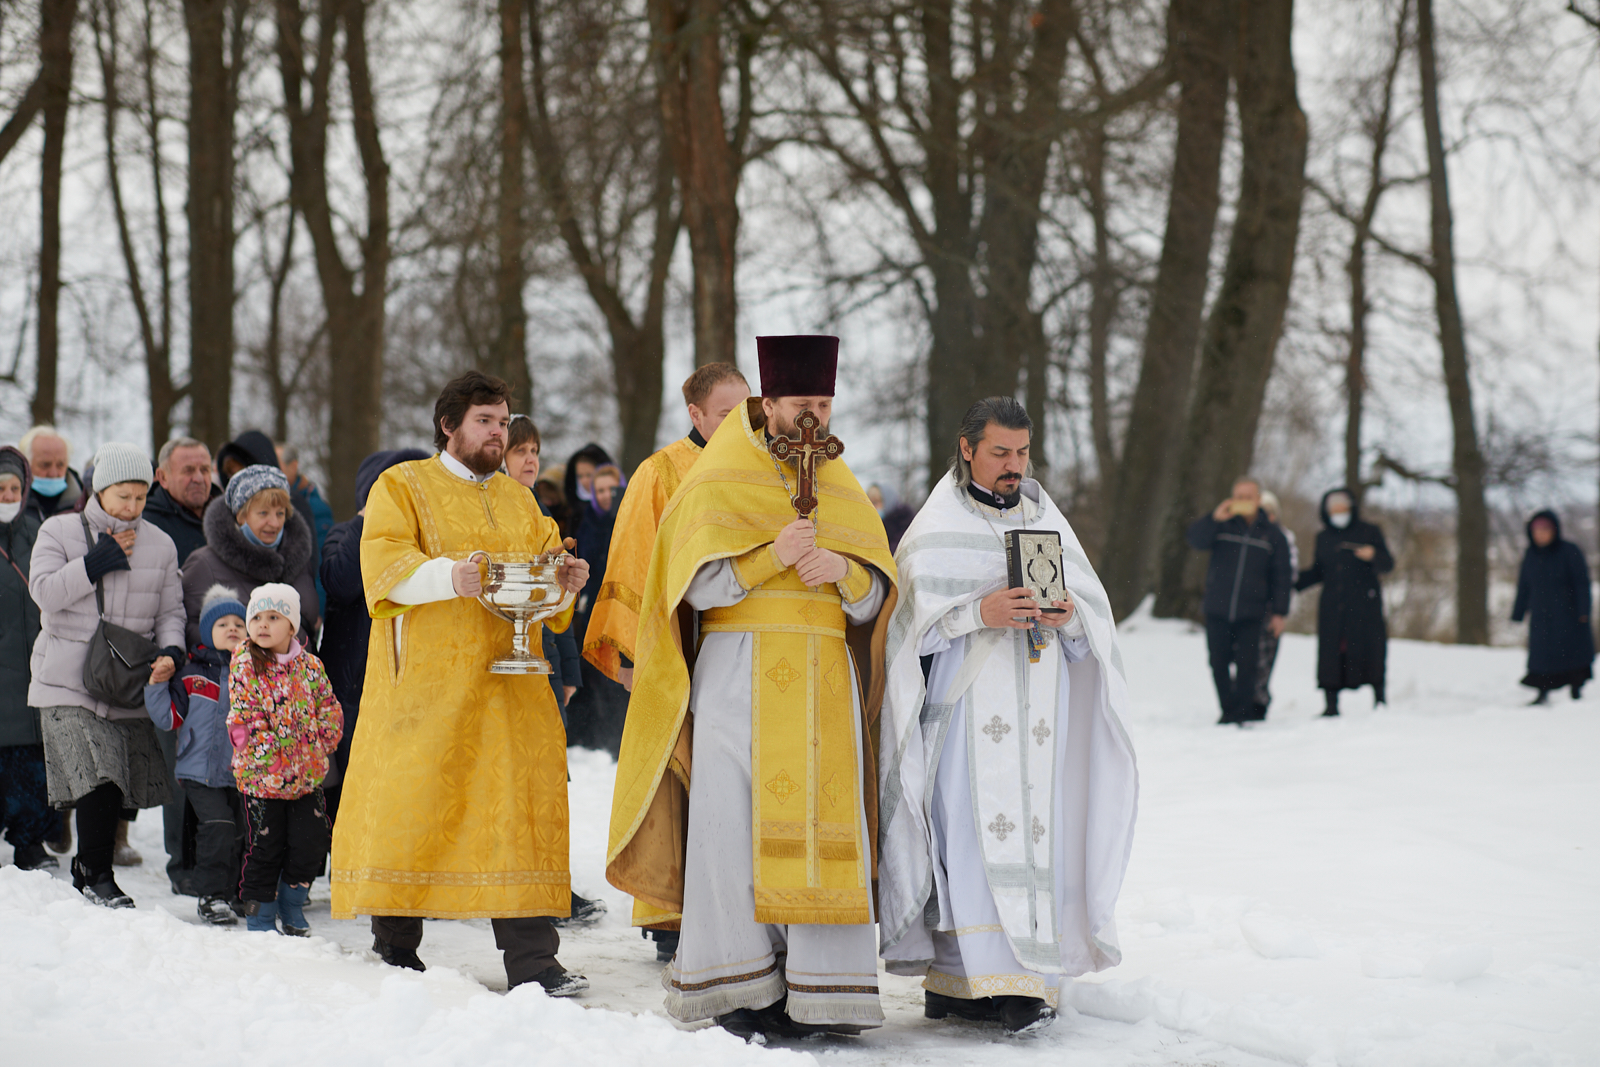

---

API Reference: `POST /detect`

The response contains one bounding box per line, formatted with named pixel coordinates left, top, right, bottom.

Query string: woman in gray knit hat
left=180, top=463, right=319, bottom=649
left=28, top=442, right=185, bottom=907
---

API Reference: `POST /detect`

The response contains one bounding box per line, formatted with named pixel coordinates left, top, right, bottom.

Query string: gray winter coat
left=180, top=495, right=319, bottom=648
left=28, top=495, right=186, bottom=721
left=0, top=445, right=43, bottom=747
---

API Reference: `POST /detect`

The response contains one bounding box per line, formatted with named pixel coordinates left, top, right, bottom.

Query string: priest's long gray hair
left=950, top=396, right=1034, bottom=488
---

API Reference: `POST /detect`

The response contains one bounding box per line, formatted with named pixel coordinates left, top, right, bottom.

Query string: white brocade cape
left=877, top=473, right=1139, bottom=976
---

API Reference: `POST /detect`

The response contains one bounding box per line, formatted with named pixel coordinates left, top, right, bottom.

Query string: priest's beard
left=454, top=440, right=504, bottom=476
left=986, top=471, right=1023, bottom=508
left=769, top=412, right=829, bottom=444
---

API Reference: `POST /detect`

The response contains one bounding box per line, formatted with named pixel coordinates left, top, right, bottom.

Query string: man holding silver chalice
left=330, top=370, right=591, bottom=996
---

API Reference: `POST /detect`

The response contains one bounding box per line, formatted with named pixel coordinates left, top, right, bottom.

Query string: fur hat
left=199, top=584, right=249, bottom=645
left=225, top=464, right=290, bottom=515
left=90, top=442, right=154, bottom=492
left=247, top=582, right=301, bottom=633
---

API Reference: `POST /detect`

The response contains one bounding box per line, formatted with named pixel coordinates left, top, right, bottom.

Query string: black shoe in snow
left=649, top=928, right=680, bottom=963
left=925, top=990, right=1000, bottom=1022
left=553, top=892, right=607, bottom=927
left=715, top=1003, right=801, bottom=1043
left=518, top=965, right=588, bottom=997
left=373, top=936, right=426, bottom=972
left=1572, top=684, right=1584, bottom=700
left=996, top=995, right=1056, bottom=1035
left=1531, top=689, right=1551, bottom=706
left=170, top=873, right=198, bottom=897
left=12, top=842, right=59, bottom=871
left=197, top=895, right=238, bottom=926
left=72, top=859, right=134, bottom=909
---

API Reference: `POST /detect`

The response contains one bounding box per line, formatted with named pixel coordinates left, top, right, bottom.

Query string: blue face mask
left=240, top=523, right=284, bottom=549
left=33, top=476, right=68, bottom=496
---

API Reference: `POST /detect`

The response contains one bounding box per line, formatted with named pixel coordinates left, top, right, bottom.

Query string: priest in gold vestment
left=331, top=371, right=591, bottom=996
left=607, top=337, right=898, bottom=1039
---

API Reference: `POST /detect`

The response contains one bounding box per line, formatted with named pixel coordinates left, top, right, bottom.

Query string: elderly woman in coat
left=28, top=443, right=184, bottom=907
left=1512, top=510, right=1594, bottom=705
left=1295, top=488, right=1393, bottom=717
left=180, top=464, right=319, bottom=648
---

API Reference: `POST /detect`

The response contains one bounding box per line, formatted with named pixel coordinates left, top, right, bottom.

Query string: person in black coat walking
left=317, top=448, right=431, bottom=821
left=1295, top=489, right=1393, bottom=717
left=1511, top=510, right=1594, bottom=705
left=1188, top=477, right=1292, bottom=725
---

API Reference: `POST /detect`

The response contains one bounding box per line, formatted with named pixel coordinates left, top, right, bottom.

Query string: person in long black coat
left=1511, top=510, right=1594, bottom=705
left=1295, top=488, right=1393, bottom=717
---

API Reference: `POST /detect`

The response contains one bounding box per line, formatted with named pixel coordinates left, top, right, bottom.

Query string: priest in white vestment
left=878, top=396, right=1139, bottom=1034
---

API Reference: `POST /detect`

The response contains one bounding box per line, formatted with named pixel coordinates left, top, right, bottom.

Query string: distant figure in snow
left=1512, top=510, right=1594, bottom=705
left=1295, top=489, right=1392, bottom=717
left=1252, top=490, right=1298, bottom=720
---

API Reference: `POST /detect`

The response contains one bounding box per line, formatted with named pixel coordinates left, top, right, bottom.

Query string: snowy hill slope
left=2, top=620, right=1595, bottom=1067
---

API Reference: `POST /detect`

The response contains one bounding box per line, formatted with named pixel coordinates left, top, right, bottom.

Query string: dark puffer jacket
left=0, top=446, right=43, bottom=747
left=1187, top=509, right=1292, bottom=622
left=180, top=496, right=319, bottom=648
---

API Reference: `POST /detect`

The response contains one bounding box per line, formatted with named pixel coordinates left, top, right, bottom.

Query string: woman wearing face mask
left=1295, top=488, right=1394, bottom=717
left=180, top=465, right=319, bottom=650
left=1511, top=510, right=1594, bottom=705
left=27, top=443, right=185, bottom=906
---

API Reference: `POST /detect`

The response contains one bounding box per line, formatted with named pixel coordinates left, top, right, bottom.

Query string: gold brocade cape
left=606, top=399, right=898, bottom=928
left=582, top=436, right=703, bottom=681
left=330, top=457, right=577, bottom=920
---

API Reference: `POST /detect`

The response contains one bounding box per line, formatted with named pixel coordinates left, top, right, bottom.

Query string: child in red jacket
left=229, top=582, right=342, bottom=935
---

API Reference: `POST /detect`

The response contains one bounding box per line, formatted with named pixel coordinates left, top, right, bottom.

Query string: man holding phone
left=1186, top=477, right=1292, bottom=725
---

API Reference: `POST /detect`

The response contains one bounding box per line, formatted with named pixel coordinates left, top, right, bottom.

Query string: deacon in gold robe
left=606, top=336, right=898, bottom=1040
left=582, top=361, right=748, bottom=963
left=330, top=370, right=591, bottom=997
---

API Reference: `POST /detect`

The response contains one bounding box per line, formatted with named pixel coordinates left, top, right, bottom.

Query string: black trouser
left=371, top=914, right=562, bottom=987
left=75, top=781, right=123, bottom=873
left=1206, top=615, right=1264, bottom=724
left=184, top=782, right=243, bottom=900
left=154, top=726, right=190, bottom=880
left=239, top=790, right=329, bottom=903
left=0, top=744, right=59, bottom=848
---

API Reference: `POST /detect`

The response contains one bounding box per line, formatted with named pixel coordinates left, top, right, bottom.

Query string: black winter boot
left=72, top=858, right=134, bottom=908
left=373, top=936, right=426, bottom=972
left=995, top=995, right=1056, bottom=1034
left=13, top=842, right=59, bottom=871
left=1531, top=689, right=1551, bottom=706
left=925, top=990, right=1000, bottom=1022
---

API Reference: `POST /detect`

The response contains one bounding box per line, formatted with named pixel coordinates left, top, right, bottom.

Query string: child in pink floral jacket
left=228, top=582, right=342, bottom=935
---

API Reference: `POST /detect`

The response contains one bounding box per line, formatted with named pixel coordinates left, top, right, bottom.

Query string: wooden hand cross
left=768, top=409, right=844, bottom=519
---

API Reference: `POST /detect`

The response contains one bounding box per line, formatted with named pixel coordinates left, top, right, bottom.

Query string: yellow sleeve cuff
left=731, top=543, right=786, bottom=591
left=838, top=559, right=873, bottom=604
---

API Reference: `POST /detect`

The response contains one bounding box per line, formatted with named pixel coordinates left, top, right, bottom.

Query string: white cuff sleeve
left=935, top=600, right=986, bottom=641
left=387, top=557, right=460, bottom=606
left=1060, top=606, right=1086, bottom=639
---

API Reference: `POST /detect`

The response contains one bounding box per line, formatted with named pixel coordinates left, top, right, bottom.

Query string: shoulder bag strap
left=80, top=513, right=107, bottom=621
left=0, top=540, right=25, bottom=587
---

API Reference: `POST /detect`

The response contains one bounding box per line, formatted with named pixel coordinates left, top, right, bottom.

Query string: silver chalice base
left=469, top=551, right=576, bottom=675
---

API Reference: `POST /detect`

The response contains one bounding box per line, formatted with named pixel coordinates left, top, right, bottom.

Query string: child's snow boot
left=243, top=898, right=280, bottom=933
left=276, top=878, right=311, bottom=936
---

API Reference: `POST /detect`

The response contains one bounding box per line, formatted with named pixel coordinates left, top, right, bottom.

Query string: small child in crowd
left=145, top=585, right=251, bottom=926
left=228, top=583, right=342, bottom=935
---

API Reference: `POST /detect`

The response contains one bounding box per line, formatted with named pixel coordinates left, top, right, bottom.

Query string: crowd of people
left=0, top=347, right=1592, bottom=1041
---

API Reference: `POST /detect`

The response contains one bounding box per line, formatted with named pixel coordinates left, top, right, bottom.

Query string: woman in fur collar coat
left=180, top=465, right=318, bottom=648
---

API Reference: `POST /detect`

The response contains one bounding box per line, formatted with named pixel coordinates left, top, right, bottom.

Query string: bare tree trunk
left=1098, top=0, right=1231, bottom=619
left=1417, top=0, right=1487, bottom=644
left=0, top=74, right=47, bottom=165
left=276, top=0, right=389, bottom=518
left=1083, top=122, right=1118, bottom=490
left=1344, top=0, right=1409, bottom=497
left=94, top=0, right=181, bottom=452
left=526, top=0, right=676, bottom=472
left=1153, top=0, right=1308, bottom=620
left=650, top=0, right=738, bottom=367
left=33, top=0, right=77, bottom=426
left=184, top=0, right=235, bottom=449
left=493, top=0, right=531, bottom=407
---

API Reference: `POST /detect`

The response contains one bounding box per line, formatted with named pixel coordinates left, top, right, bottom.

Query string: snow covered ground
left=3, top=617, right=1596, bottom=1067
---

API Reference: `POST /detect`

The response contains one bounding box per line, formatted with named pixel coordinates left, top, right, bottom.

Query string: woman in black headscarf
left=1512, top=510, right=1594, bottom=705
left=560, top=443, right=615, bottom=540
left=1296, top=488, right=1393, bottom=717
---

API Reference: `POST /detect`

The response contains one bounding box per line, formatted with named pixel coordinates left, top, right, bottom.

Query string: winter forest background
left=1, top=0, right=1598, bottom=644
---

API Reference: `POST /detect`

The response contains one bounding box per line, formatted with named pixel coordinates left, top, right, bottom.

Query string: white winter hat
left=247, top=582, right=301, bottom=633
left=91, top=442, right=154, bottom=492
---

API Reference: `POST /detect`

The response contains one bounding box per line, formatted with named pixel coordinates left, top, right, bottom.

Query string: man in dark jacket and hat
left=1296, top=489, right=1394, bottom=717
left=0, top=445, right=61, bottom=870
left=1512, top=510, right=1594, bottom=705
left=1187, top=477, right=1292, bottom=725
left=318, top=448, right=430, bottom=821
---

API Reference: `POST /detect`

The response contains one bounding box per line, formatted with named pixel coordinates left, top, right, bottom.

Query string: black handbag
left=79, top=515, right=160, bottom=709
